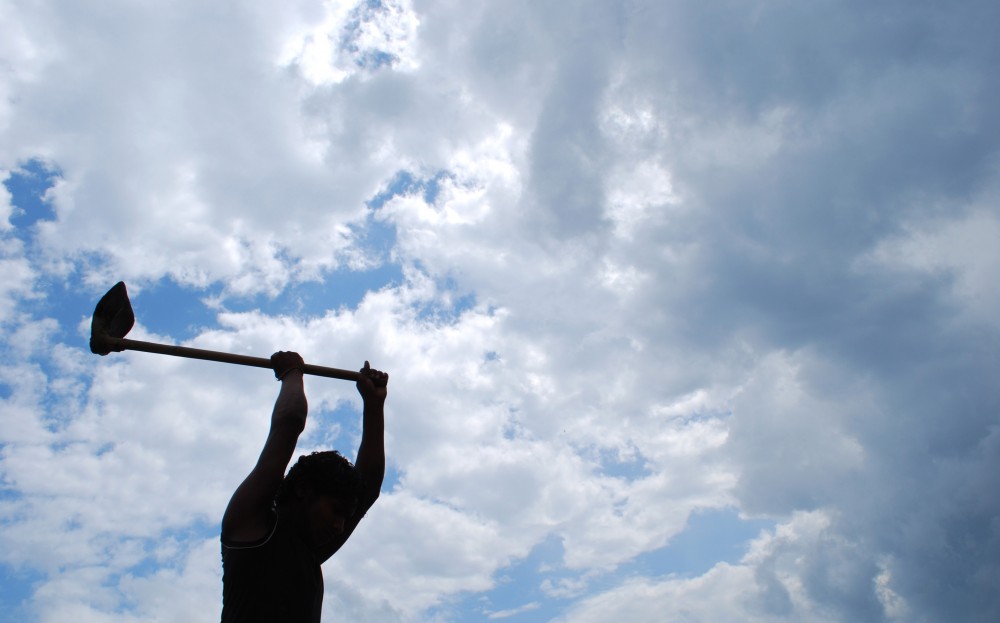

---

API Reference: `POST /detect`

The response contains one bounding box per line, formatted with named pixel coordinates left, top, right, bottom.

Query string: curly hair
left=274, top=451, right=363, bottom=508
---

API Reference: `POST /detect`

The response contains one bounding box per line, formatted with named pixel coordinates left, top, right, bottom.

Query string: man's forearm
left=272, top=371, right=308, bottom=431
left=354, top=397, right=385, bottom=500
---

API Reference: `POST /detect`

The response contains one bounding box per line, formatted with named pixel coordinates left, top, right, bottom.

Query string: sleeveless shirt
left=221, top=511, right=324, bottom=622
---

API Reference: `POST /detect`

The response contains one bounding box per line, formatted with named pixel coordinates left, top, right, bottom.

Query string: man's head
left=276, top=451, right=362, bottom=545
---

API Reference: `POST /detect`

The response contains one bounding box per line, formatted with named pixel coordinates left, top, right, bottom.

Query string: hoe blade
left=90, top=281, right=135, bottom=355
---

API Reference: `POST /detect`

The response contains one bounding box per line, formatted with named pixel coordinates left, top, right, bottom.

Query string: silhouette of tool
left=89, top=281, right=360, bottom=381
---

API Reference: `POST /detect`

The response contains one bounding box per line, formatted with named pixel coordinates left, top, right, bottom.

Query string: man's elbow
left=360, top=482, right=382, bottom=510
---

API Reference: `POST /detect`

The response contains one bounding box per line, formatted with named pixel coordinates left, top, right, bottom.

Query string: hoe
left=89, top=281, right=360, bottom=381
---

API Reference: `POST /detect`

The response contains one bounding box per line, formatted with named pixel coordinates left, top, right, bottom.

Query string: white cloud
left=0, top=251, right=34, bottom=323
left=280, top=0, right=420, bottom=86
left=0, top=170, right=13, bottom=229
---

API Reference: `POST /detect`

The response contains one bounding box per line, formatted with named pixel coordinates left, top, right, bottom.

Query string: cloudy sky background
left=2, top=0, right=999, bottom=621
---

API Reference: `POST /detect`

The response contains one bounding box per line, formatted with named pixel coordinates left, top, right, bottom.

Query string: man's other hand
left=356, top=361, right=388, bottom=401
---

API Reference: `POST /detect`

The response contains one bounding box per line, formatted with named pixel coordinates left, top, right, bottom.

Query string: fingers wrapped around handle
left=271, top=351, right=305, bottom=380
left=357, top=360, right=389, bottom=398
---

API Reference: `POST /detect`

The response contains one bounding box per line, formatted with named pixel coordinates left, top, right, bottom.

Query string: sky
left=1, top=1, right=999, bottom=621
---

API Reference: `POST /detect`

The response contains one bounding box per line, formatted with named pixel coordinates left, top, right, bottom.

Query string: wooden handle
left=102, top=336, right=361, bottom=381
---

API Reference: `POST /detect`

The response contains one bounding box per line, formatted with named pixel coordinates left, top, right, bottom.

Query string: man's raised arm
left=313, top=360, right=387, bottom=563
left=221, top=351, right=308, bottom=544
left=353, top=361, right=387, bottom=510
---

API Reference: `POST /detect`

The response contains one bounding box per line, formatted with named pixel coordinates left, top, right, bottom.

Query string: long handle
left=102, top=336, right=361, bottom=381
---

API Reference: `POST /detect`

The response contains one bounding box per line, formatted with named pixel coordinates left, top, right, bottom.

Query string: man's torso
left=221, top=511, right=324, bottom=623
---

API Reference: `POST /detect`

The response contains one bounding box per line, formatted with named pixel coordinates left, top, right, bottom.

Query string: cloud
left=554, top=511, right=891, bottom=623
left=868, top=207, right=1000, bottom=327
left=2, top=0, right=999, bottom=621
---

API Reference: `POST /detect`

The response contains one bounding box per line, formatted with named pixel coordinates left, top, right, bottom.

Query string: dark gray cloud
left=593, top=1, right=1000, bottom=620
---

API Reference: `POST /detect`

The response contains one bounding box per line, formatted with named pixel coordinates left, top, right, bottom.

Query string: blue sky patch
left=0, top=564, right=43, bottom=623
left=367, top=169, right=449, bottom=209
left=441, top=508, right=773, bottom=621
left=214, top=263, right=404, bottom=320
left=433, top=535, right=569, bottom=623
left=351, top=212, right=399, bottom=261
left=625, top=507, right=773, bottom=578
left=127, top=278, right=221, bottom=341
left=3, top=159, right=60, bottom=229
left=306, top=401, right=402, bottom=492
left=595, top=447, right=650, bottom=482
left=340, top=0, right=409, bottom=71
left=1, top=156, right=93, bottom=349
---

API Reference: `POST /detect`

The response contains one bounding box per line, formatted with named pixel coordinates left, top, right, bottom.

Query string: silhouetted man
left=220, top=351, right=387, bottom=622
